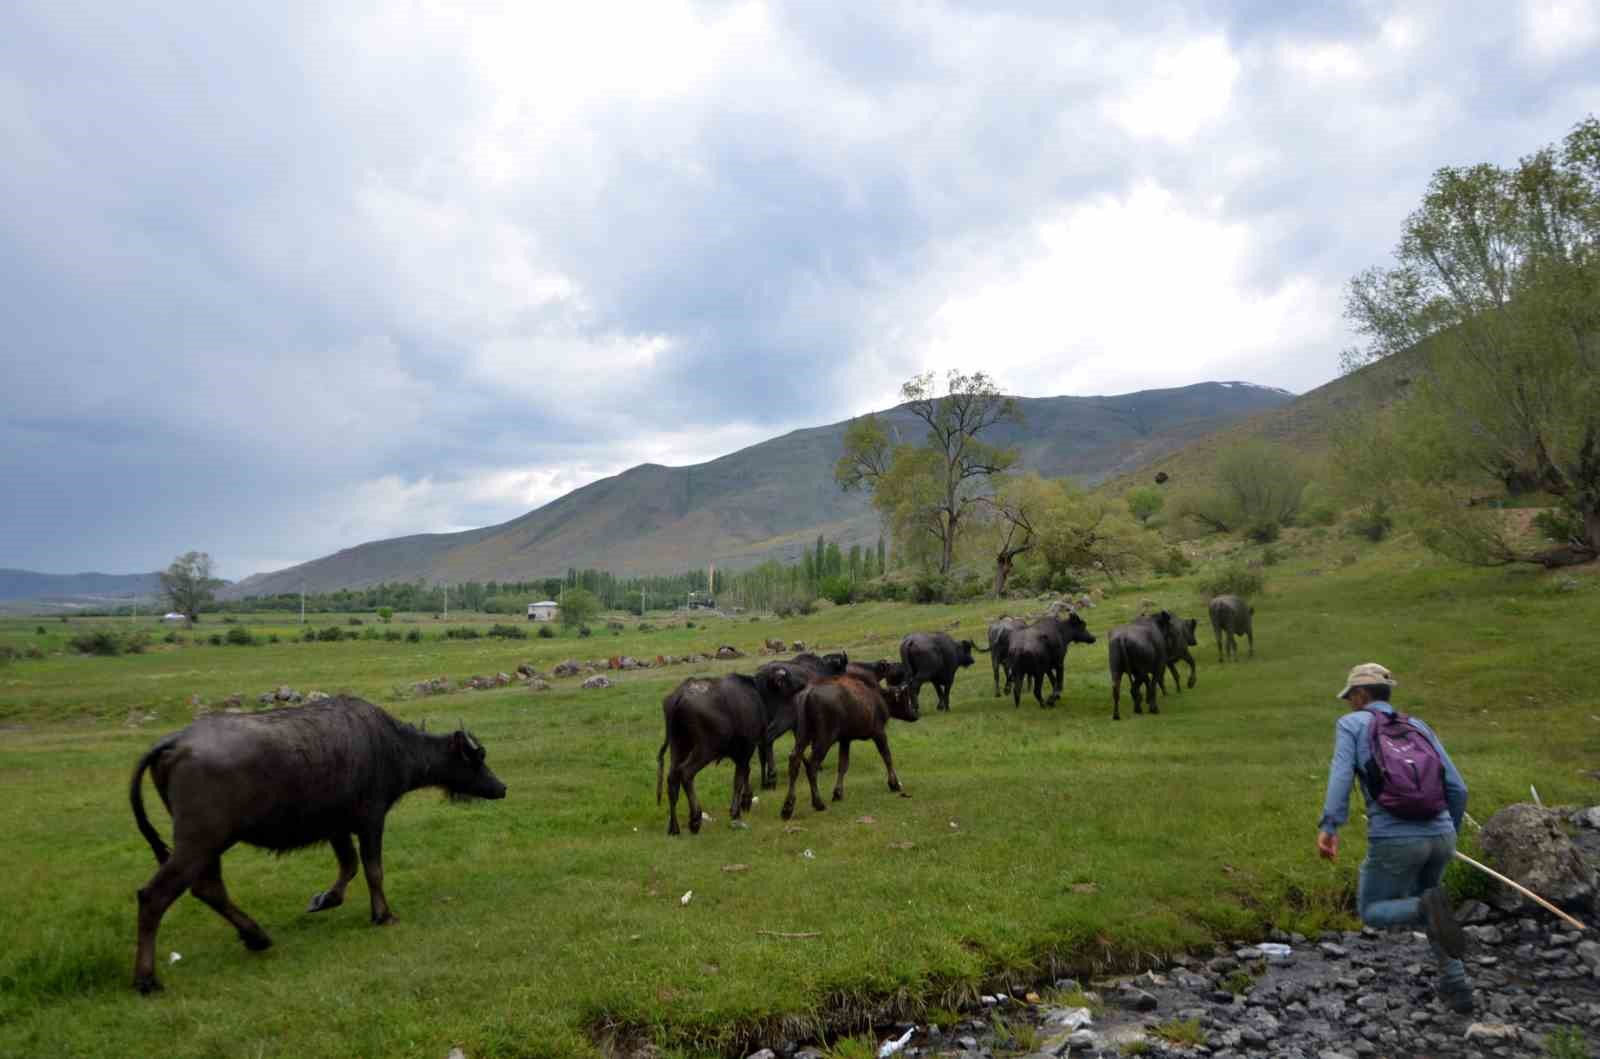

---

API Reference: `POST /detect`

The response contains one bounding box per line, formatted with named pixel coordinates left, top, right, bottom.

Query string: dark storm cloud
left=2, top=1, right=1597, bottom=578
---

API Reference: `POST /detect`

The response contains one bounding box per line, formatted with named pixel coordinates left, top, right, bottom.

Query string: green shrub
left=35, top=626, right=46, bottom=635
left=818, top=575, right=853, bottom=606
left=361, top=626, right=381, bottom=641
left=1246, top=520, right=1281, bottom=544
left=225, top=626, right=255, bottom=646
left=606, top=621, right=624, bottom=632
left=1197, top=563, right=1264, bottom=601
left=405, top=628, right=423, bottom=643
left=1346, top=503, right=1393, bottom=542
left=377, top=607, right=394, bottom=623
left=637, top=622, right=655, bottom=632
left=911, top=573, right=949, bottom=604
left=685, top=620, right=696, bottom=629
left=0, top=645, right=16, bottom=664
left=487, top=624, right=528, bottom=640
left=773, top=601, right=796, bottom=618
left=25, top=644, right=45, bottom=659
left=162, top=631, right=179, bottom=644
left=382, top=629, right=402, bottom=642
left=1546, top=1026, right=1590, bottom=1059
left=268, top=633, right=280, bottom=644
left=1533, top=503, right=1585, bottom=544
left=1049, top=570, right=1085, bottom=595
left=69, top=630, right=124, bottom=656
left=577, top=625, right=592, bottom=638
left=536, top=625, right=555, bottom=639
left=301, top=628, right=318, bottom=643
left=444, top=626, right=482, bottom=640
left=316, top=626, right=345, bottom=643
left=207, top=633, right=224, bottom=646
left=1152, top=547, right=1192, bottom=577
left=1260, top=544, right=1282, bottom=566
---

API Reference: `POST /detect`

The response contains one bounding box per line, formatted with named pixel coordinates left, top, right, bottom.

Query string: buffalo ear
left=449, top=730, right=467, bottom=754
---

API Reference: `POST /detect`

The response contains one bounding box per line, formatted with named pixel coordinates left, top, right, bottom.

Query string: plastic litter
left=877, top=1026, right=915, bottom=1058
left=1045, top=1007, right=1094, bottom=1030
left=801, top=848, right=815, bottom=860
left=680, top=890, right=693, bottom=905
left=169, top=951, right=182, bottom=964
left=1258, top=942, right=1292, bottom=959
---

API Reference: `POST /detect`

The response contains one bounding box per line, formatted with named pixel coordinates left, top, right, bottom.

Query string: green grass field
left=2, top=533, right=1597, bottom=1057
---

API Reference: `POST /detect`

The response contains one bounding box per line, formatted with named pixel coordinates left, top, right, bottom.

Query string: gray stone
left=1319, top=942, right=1348, bottom=958
left=745, top=1051, right=776, bottom=1059
left=1480, top=803, right=1597, bottom=914
left=580, top=674, right=612, bottom=689
left=1465, top=925, right=1503, bottom=945
left=1463, top=1022, right=1520, bottom=1041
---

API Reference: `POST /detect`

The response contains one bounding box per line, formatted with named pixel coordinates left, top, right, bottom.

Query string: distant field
left=2, top=532, right=1597, bottom=1057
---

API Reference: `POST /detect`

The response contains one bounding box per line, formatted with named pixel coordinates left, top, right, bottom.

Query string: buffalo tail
left=129, top=739, right=174, bottom=864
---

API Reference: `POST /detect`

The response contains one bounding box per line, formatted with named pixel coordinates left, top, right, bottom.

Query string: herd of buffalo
left=125, top=593, right=1255, bottom=993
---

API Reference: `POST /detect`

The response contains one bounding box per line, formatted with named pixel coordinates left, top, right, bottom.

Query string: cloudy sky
left=4, top=1, right=1598, bottom=580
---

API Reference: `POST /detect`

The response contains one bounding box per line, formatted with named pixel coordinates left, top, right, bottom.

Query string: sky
left=3, top=1, right=1598, bottom=581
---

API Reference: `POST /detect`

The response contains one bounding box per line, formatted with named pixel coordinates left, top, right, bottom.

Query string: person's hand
left=1316, top=831, right=1339, bottom=861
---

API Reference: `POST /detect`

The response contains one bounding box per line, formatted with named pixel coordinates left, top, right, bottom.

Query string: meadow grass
left=0, top=532, right=1597, bottom=1057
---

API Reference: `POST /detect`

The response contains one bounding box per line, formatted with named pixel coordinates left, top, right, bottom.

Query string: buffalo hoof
left=239, top=929, right=273, bottom=951
left=371, top=911, right=398, bottom=926
left=811, top=800, right=827, bottom=812
left=831, top=790, right=843, bottom=802
left=1187, top=678, right=1196, bottom=689
left=306, top=890, right=344, bottom=913
left=134, top=973, right=162, bottom=995
left=689, top=815, right=702, bottom=834
left=781, top=801, right=795, bottom=820
left=667, top=821, right=680, bottom=836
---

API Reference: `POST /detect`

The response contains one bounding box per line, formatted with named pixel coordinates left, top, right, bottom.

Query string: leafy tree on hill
left=1126, top=485, right=1164, bottom=526
left=1343, top=116, right=1600, bottom=565
left=160, top=551, right=222, bottom=623
left=836, top=370, right=1020, bottom=574
left=1168, top=442, right=1307, bottom=538
left=559, top=588, right=601, bottom=629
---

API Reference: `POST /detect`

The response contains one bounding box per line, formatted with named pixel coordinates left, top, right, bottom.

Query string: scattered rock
left=552, top=660, right=583, bottom=678
left=1480, top=803, right=1597, bottom=914
left=526, top=678, right=551, bottom=692
left=305, top=690, right=329, bottom=702
left=515, top=662, right=540, bottom=679
left=581, top=675, right=612, bottom=689
left=715, top=645, right=744, bottom=659
left=790, top=641, right=806, bottom=652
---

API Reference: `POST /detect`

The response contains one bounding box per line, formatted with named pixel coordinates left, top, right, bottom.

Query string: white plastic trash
left=878, top=1026, right=915, bottom=1057
left=680, top=890, right=693, bottom=906
left=1258, top=942, right=1292, bottom=959
left=1046, top=1007, right=1094, bottom=1030
left=169, top=951, right=182, bottom=964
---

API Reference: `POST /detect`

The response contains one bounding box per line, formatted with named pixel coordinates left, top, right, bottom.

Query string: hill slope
left=0, top=569, right=161, bottom=604
left=223, top=381, right=1291, bottom=595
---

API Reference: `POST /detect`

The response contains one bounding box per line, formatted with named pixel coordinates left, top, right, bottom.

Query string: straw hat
left=1337, top=662, right=1396, bottom=700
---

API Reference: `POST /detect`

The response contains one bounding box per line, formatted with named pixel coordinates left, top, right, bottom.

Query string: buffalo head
left=443, top=728, right=508, bottom=800
left=1062, top=611, right=1097, bottom=645
left=956, top=639, right=976, bottom=667
left=819, top=651, right=849, bottom=675
left=1180, top=617, right=1198, bottom=646
left=883, top=681, right=920, bottom=723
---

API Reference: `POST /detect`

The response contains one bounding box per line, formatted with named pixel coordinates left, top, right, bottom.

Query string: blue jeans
left=1359, top=835, right=1470, bottom=993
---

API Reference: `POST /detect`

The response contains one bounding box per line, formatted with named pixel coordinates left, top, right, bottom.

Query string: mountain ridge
left=219, top=381, right=1292, bottom=597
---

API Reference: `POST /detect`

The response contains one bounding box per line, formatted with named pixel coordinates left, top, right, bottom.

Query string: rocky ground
left=747, top=911, right=1599, bottom=1059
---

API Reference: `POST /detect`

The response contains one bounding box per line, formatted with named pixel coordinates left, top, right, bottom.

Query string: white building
left=161, top=612, right=187, bottom=623
left=526, top=600, right=560, bottom=622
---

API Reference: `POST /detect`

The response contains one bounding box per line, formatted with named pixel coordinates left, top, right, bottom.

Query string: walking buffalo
left=1208, top=594, right=1254, bottom=661
left=1107, top=611, right=1177, bottom=720
left=781, top=675, right=919, bottom=818
left=899, top=632, right=976, bottom=712
left=128, top=696, right=507, bottom=993
left=1159, top=614, right=1200, bottom=693
left=658, top=666, right=807, bottom=835
left=759, top=653, right=849, bottom=788
left=1004, top=611, right=1098, bottom=708
left=977, top=617, right=1028, bottom=697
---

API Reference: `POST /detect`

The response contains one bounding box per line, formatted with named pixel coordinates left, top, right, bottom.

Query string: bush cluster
left=1151, top=547, right=1192, bottom=577
left=443, top=626, right=483, bottom=640
left=1196, top=563, right=1264, bottom=601
left=487, top=624, right=528, bottom=640
left=68, top=629, right=149, bottom=656
left=537, top=625, right=555, bottom=639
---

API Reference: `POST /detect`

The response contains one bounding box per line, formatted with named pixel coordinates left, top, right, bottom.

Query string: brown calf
left=780, top=675, right=920, bottom=818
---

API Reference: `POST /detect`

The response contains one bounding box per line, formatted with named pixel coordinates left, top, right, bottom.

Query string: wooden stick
left=1453, top=851, right=1587, bottom=932
left=757, top=930, right=820, bottom=939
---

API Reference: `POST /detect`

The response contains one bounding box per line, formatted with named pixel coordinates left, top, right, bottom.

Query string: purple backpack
left=1362, top=707, right=1447, bottom=819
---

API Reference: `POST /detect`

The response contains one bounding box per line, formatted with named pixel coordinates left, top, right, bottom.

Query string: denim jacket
left=1319, top=701, right=1467, bottom=839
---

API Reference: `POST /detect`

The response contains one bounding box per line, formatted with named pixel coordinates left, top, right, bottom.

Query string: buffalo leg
left=191, top=857, right=272, bottom=951
left=1214, top=626, right=1225, bottom=663
left=759, top=738, right=777, bottom=790
left=307, top=833, right=359, bottom=912
left=831, top=740, right=851, bottom=802
left=133, top=852, right=209, bottom=993
left=906, top=677, right=924, bottom=713
left=1147, top=675, right=1161, bottom=715
left=1246, top=629, right=1253, bottom=658
left=1048, top=662, right=1064, bottom=705
left=1032, top=672, right=1047, bottom=709
left=780, top=747, right=805, bottom=819
left=804, top=741, right=828, bottom=811
left=1111, top=672, right=1123, bottom=721
left=729, top=753, right=753, bottom=820
left=357, top=823, right=395, bottom=925
left=872, top=733, right=902, bottom=793
left=937, top=680, right=951, bottom=712
left=1165, top=660, right=1183, bottom=694
left=1185, top=655, right=1196, bottom=689
left=1131, top=676, right=1144, bottom=715
left=992, top=659, right=1002, bottom=697
left=666, top=751, right=684, bottom=836
left=1012, top=668, right=1024, bottom=708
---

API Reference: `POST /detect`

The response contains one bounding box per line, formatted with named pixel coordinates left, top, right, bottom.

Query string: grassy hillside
left=223, top=382, right=1289, bottom=597
left=1099, top=352, right=1416, bottom=497
left=2, top=525, right=1597, bottom=1058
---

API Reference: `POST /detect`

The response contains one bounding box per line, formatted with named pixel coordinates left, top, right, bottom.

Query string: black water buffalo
left=846, top=658, right=909, bottom=687
left=899, top=632, right=976, bottom=712
left=781, top=675, right=919, bottom=817
left=1107, top=611, right=1177, bottom=720
left=658, top=666, right=807, bottom=835
left=1158, top=614, right=1199, bottom=693
left=127, top=696, right=507, bottom=993
left=759, top=653, right=849, bottom=787
left=1005, top=611, right=1098, bottom=708
left=976, top=616, right=1028, bottom=697
left=1208, top=594, right=1255, bottom=661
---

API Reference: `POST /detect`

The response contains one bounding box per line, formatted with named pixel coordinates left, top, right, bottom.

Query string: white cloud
left=1523, top=0, right=1600, bottom=58
left=1104, top=34, right=1240, bottom=144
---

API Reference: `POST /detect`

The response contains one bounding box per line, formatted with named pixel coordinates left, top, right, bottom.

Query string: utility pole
left=300, top=586, right=306, bottom=625
left=443, top=583, right=448, bottom=621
